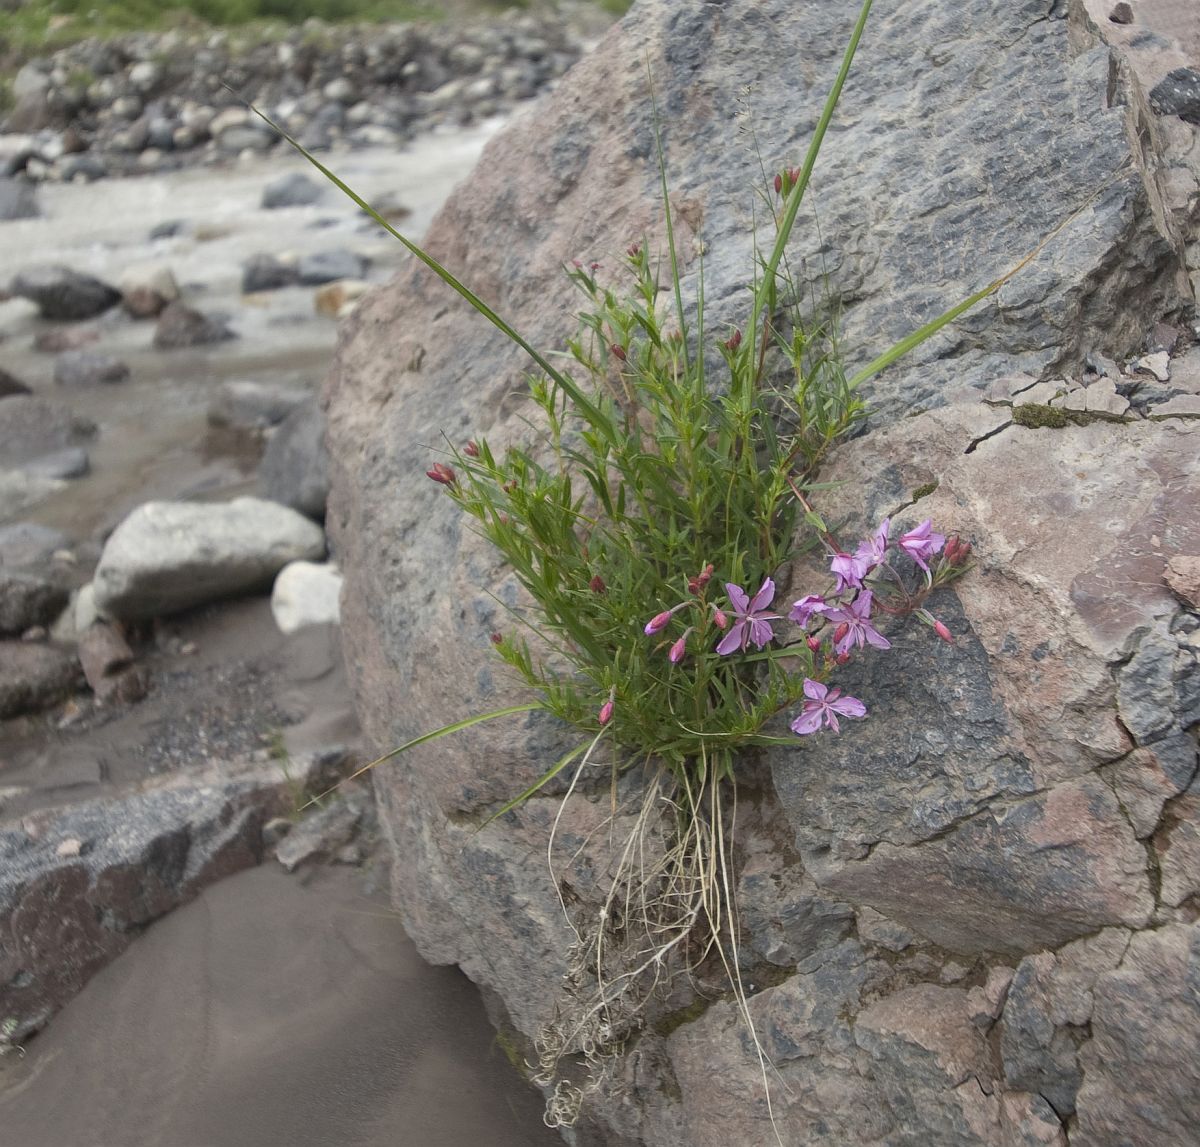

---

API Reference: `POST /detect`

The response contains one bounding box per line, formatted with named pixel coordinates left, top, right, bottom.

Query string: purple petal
left=829, top=694, right=867, bottom=719
left=826, top=709, right=841, bottom=733
left=789, top=594, right=825, bottom=626
left=747, top=617, right=775, bottom=649
left=748, top=577, right=776, bottom=612
left=715, top=622, right=747, bottom=656
left=864, top=627, right=892, bottom=651
left=725, top=582, right=749, bottom=615
left=802, top=677, right=827, bottom=702
left=790, top=705, right=824, bottom=735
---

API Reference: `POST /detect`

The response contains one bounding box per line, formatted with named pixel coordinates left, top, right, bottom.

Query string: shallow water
left=0, top=122, right=502, bottom=539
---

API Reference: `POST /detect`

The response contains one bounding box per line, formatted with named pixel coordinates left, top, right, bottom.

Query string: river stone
left=241, top=253, right=298, bottom=293
left=0, top=178, right=38, bottom=221
left=258, top=399, right=330, bottom=520
left=0, top=397, right=95, bottom=466
left=0, top=522, right=72, bottom=569
left=296, top=250, right=367, bottom=286
left=0, top=368, right=31, bottom=398
left=0, top=641, right=82, bottom=717
left=0, top=749, right=344, bottom=1039
left=322, top=0, right=1195, bottom=1141
left=261, top=171, right=325, bottom=209
left=1150, top=66, right=1200, bottom=124
left=152, top=301, right=235, bottom=349
left=92, top=497, right=326, bottom=620
left=9, top=265, right=121, bottom=321
left=53, top=350, right=130, bottom=388
left=206, top=380, right=309, bottom=431
left=19, top=447, right=89, bottom=481
left=0, top=570, right=68, bottom=636
left=270, top=560, right=342, bottom=634
left=118, top=262, right=180, bottom=318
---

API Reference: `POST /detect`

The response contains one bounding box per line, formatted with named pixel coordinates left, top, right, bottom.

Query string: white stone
left=271, top=561, right=342, bottom=634
left=93, top=498, right=326, bottom=621
left=1131, top=351, right=1171, bottom=382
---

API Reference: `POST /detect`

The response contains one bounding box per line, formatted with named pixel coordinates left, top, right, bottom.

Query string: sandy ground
left=0, top=863, right=561, bottom=1147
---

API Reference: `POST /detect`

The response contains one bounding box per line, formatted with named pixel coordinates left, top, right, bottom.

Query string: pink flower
left=598, top=699, right=614, bottom=725
left=790, top=678, right=867, bottom=735
left=897, top=519, right=945, bottom=574
left=854, top=518, right=890, bottom=572
left=715, top=579, right=779, bottom=656
left=830, top=550, right=868, bottom=595
left=788, top=594, right=827, bottom=627
left=426, top=462, right=457, bottom=486
left=933, top=620, right=954, bottom=643
left=822, top=591, right=891, bottom=656
left=668, top=629, right=692, bottom=664
left=644, top=610, right=674, bottom=635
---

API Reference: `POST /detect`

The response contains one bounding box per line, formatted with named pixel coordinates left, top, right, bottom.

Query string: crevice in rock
left=963, top=420, right=1013, bottom=453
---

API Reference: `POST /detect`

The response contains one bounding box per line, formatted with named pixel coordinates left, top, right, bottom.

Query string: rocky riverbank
left=1, top=6, right=596, bottom=183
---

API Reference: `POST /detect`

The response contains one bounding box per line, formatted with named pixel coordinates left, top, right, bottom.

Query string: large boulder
left=92, top=497, right=326, bottom=620
left=9, top=265, right=121, bottom=321
left=324, top=0, right=1195, bottom=1141
left=257, top=398, right=330, bottom=520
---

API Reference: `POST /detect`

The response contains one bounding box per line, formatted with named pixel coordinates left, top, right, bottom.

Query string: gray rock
left=215, top=125, right=274, bottom=154
left=274, top=791, right=364, bottom=871
left=258, top=399, right=330, bottom=520
left=241, top=253, right=297, bottom=294
left=0, top=396, right=95, bottom=467
left=92, top=497, right=326, bottom=620
left=1075, top=924, right=1200, bottom=1143
left=0, top=641, right=81, bottom=717
left=0, top=570, right=68, bottom=636
left=118, top=262, right=179, bottom=318
left=53, top=350, right=130, bottom=388
left=16, top=443, right=87, bottom=479
left=261, top=172, right=325, bottom=209
left=0, top=522, right=72, bottom=569
left=0, top=749, right=340, bottom=1039
left=270, top=560, right=342, bottom=634
left=0, top=368, right=31, bottom=397
left=9, top=265, right=121, bottom=321
left=59, top=154, right=106, bottom=183
left=0, top=471, right=66, bottom=518
left=1150, top=67, right=1200, bottom=125
left=0, top=178, right=39, bottom=221
left=152, top=301, right=235, bottom=349
left=206, top=379, right=309, bottom=431
left=296, top=250, right=367, bottom=286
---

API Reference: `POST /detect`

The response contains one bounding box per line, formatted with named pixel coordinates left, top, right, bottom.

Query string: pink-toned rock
left=77, top=622, right=146, bottom=705
left=1075, top=924, right=1200, bottom=1144
left=1165, top=555, right=1200, bottom=607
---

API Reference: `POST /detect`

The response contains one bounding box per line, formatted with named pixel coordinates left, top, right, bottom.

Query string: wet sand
left=0, top=862, right=561, bottom=1147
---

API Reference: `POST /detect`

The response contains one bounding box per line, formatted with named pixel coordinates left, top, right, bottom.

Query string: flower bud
left=489, top=632, right=503, bottom=645
left=806, top=634, right=821, bottom=653
left=463, top=440, right=480, bottom=458
left=712, top=608, right=728, bottom=630
left=426, top=462, right=457, bottom=486
left=589, top=574, right=606, bottom=594
left=833, top=622, right=849, bottom=646
left=836, top=651, right=851, bottom=665
left=934, top=620, right=954, bottom=643
left=724, top=329, right=742, bottom=352
left=945, top=536, right=972, bottom=566
left=668, top=634, right=687, bottom=664
left=598, top=699, right=614, bottom=725
left=610, top=343, right=627, bottom=362
left=589, top=262, right=601, bottom=273
left=788, top=166, right=801, bottom=185
left=626, top=243, right=641, bottom=259
left=644, top=610, right=673, bottom=635
left=774, top=172, right=783, bottom=196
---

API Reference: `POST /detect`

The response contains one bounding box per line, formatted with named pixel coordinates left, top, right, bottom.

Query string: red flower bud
left=626, top=243, right=641, bottom=259
left=945, top=536, right=972, bottom=566
left=934, top=620, right=954, bottom=643
left=806, top=634, right=821, bottom=653
left=788, top=166, right=801, bottom=184
left=502, top=480, right=517, bottom=494
left=610, top=343, right=627, bottom=362
left=463, top=440, right=480, bottom=458
left=598, top=699, right=614, bottom=725
left=489, top=632, right=503, bottom=645
left=426, top=462, right=457, bottom=486
left=589, top=262, right=601, bottom=273
left=836, top=651, right=851, bottom=665
left=645, top=610, right=673, bottom=635
left=589, top=574, right=606, bottom=594
left=724, top=329, right=742, bottom=352
left=833, top=622, right=849, bottom=646
left=774, top=172, right=783, bottom=195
